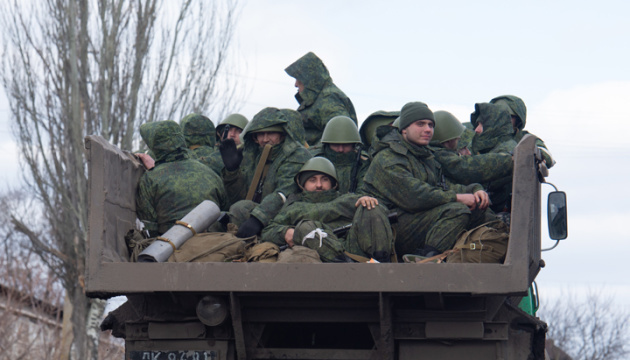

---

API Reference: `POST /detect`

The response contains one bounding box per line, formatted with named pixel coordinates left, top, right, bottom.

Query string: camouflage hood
left=360, top=110, right=400, bottom=147
left=140, top=120, right=189, bottom=164
left=285, top=52, right=332, bottom=107
left=180, top=113, right=216, bottom=148
left=489, top=95, right=527, bottom=131
left=470, top=103, right=514, bottom=154
left=242, top=107, right=306, bottom=153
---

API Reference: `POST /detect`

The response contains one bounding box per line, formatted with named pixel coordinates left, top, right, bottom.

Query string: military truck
left=86, top=134, right=567, bottom=360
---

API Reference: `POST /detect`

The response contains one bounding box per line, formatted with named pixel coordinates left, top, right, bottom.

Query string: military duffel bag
left=446, top=220, right=509, bottom=264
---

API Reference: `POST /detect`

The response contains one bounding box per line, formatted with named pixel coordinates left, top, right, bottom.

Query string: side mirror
left=547, top=191, right=568, bottom=240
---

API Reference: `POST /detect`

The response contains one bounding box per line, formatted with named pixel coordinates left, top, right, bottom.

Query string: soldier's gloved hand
left=219, top=138, right=243, bottom=171
left=235, top=216, right=263, bottom=238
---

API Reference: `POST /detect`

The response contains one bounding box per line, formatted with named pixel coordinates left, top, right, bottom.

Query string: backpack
left=168, top=232, right=254, bottom=263
left=446, top=220, right=509, bottom=263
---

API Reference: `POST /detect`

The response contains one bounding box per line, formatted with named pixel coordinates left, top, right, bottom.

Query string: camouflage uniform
left=285, top=52, right=357, bottom=146
left=490, top=95, right=555, bottom=168
left=359, top=110, right=400, bottom=155
left=309, top=146, right=371, bottom=194
left=136, top=120, right=228, bottom=236
left=224, top=108, right=312, bottom=227
left=432, top=144, right=513, bottom=185
left=261, top=190, right=393, bottom=262
left=470, top=103, right=518, bottom=212
left=180, top=113, right=223, bottom=174
left=360, top=126, right=494, bottom=255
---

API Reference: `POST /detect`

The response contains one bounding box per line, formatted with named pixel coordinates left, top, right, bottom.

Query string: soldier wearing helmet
left=360, top=101, right=497, bottom=259
left=216, top=113, right=248, bottom=146
left=262, top=157, right=394, bottom=263
left=285, top=52, right=357, bottom=146
left=310, top=115, right=371, bottom=194
left=430, top=110, right=515, bottom=213
left=219, top=107, right=311, bottom=238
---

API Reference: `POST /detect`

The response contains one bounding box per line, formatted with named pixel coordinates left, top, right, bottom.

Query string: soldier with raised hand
left=360, top=102, right=496, bottom=258
left=136, top=120, right=228, bottom=237
left=285, top=52, right=357, bottom=146
left=310, top=115, right=371, bottom=194
left=490, top=95, right=555, bottom=168
left=262, top=157, right=393, bottom=263
left=219, top=107, right=312, bottom=238
left=203, top=113, right=250, bottom=175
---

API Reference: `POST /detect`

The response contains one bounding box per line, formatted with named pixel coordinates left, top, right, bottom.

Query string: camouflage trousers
left=394, top=202, right=495, bottom=255
left=345, top=204, right=394, bottom=262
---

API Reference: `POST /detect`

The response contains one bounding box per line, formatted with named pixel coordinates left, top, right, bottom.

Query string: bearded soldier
left=220, top=107, right=312, bottom=238
left=285, top=52, right=357, bottom=146
left=361, top=101, right=496, bottom=258
left=136, top=120, right=227, bottom=237
left=262, top=157, right=393, bottom=263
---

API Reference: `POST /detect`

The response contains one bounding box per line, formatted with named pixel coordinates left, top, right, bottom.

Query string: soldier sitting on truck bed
left=179, top=113, right=219, bottom=169
left=219, top=107, right=312, bottom=238
left=490, top=94, right=555, bottom=168
left=469, top=102, right=519, bottom=214
left=360, top=101, right=497, bottom=258
left=431, top=109, right=515, bottom=215
left=201, top=113, right=250, bottom=176
left=309, top=115, right=371, bottom=194
left=136, top=120, right=228, bottom=237
left=262, top=157, right=393, bottom=262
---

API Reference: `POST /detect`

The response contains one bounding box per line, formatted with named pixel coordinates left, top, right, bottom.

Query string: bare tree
left=0, top=0, right=242, bottom=358
left=539, top=290, right=630, bottom=360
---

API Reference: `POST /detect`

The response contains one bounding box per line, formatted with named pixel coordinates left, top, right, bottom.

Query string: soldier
left=220, top=107, right=312, bottom=238
left=216, top=113, right=248, bottom=146
left=285, top=52, right=357, bottom=146
left=490, top=95, right=555, bottom=168
left=262, top=157, right=393, bottom=262
left=136, top=120, right=228, bottom=237
left=204, top=113, right=250, bottom=175
left=431, top=110, right=513, bottom=187
left=310, top=116, right=371, bottom=194
left=179, top=113, right=218, bottom=165
left=359, top=110, right=400, bottom=155
left=361, top=101, right=496, bottom=257
left=470, top=103, right=518, bottom=213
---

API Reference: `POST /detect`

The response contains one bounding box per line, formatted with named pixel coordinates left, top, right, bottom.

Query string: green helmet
left=433, top=110, right=465, bottom=143
left=392, top=116, right=401, bottom=128
left=321, top=116, right=361, bottom=144
left=217, top=113, right=248, bottom=131
left=359, top=111, right=399, bottom=146
left=295, top=157, right=338, bottom=187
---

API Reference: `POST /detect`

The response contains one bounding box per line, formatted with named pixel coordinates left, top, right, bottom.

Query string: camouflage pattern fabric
left=432, top=144, right=513, bottom=185
left=136, top=120, right=228, bottom=236
left=470, top=103, right=517, bottom=212
left=261, top=190, right=393, bottom=262
left=489, top=95, right=554, bottom=168
left=285, top=52, right=357, bottom=146
left=458, top=126, right=475, bottom=152
left=309, top=145, right=371, bottom=194
left=360, top=126, right=491, bottom=254
left=199, top=150, right=225, bottom=176
left=223, top=108, right=312, bottom=226
left=180, top=113, right=221, bottom=171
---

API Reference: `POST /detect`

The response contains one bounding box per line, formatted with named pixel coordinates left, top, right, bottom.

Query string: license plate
left=129, top=350, right=219, bottom=360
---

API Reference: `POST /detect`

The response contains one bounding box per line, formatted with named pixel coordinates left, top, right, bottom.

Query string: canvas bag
left=446, top=220, right=509, bottom=263
left=168, top=232, right=255, bottom=263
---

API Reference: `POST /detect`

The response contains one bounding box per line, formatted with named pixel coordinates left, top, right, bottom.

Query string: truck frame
left=86, top=134, right=553, bottom=359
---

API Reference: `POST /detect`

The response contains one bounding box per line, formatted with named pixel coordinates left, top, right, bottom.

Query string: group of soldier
left=135, top=51, right=554, bottom=263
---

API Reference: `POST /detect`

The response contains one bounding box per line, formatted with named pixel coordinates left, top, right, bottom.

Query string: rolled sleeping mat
left=137, top=200, right=221, bottom=262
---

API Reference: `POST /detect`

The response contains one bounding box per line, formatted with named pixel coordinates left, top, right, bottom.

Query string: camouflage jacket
left=489, top=95, right=555, bottom=168
left=360, top=126, right=483, bottom=214
left=310, top=145, right=371, bottom=194
left=223, top=108, right=312, bottom=225
left=432, top=144, right=513, bottom=185
left=261, top=190, right=360, bottom=246
left=285, top=52, right=357, bottom=146
left=136, top=120, right=228, bottom=236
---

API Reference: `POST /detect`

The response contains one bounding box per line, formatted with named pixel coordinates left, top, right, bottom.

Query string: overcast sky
left=2, top=0, right=630, bottom=310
